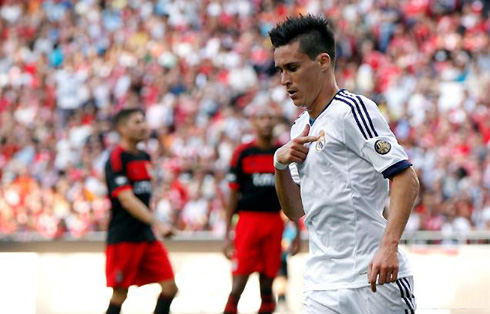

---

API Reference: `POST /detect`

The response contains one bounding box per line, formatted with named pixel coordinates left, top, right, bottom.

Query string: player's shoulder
left=334, top=89, right=378, bottom=108
left=331, top=89, right=379, bottom=118
left=107, top=146, right=125, bottom=172
left=137, top=149, right=151, bottom=160
left=233, top=140, right=256, bottom=156
left=230, top=140, right=256, bottom=166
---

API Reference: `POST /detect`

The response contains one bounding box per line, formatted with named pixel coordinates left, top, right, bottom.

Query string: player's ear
left=317, top=53, right=331, bottom=71
left=116, top=123, right=125, bottom=136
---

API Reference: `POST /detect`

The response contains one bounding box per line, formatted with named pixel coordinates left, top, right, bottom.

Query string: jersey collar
left=309, top=88, right=345, bottom=125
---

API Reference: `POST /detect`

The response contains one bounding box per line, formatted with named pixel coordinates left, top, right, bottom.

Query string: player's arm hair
left=117, top=189, right=154, bottom=225
left=382, top=167, right=419, bottom=247
left=224, top=188, right=239, bottom=240
left=275, top=169, right=304, bottom=221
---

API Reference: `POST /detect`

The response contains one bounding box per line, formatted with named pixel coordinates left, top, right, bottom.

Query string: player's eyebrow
left=275, top=62, right=300, bottom=72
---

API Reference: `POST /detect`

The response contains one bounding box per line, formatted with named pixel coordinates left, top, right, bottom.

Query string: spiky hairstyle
left=269, top=14, right=336, bottom=64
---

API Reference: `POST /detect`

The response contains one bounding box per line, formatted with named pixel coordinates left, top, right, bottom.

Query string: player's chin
left=290, top=98, right=304, bottom=107
left=260, top=133, right=273, bottom=142
left=134, top=135, right=148, bottom=142
left=260, top=129, right=273, bottom=138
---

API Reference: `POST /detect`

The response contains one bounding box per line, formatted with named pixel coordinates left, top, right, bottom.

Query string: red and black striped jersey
left=227, top=141, right=281, bottom=213
left=104, top=145, right=156, bottom=244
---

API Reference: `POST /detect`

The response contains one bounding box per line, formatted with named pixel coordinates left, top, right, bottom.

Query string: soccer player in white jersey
left=269, top=15, right=420, bottom=313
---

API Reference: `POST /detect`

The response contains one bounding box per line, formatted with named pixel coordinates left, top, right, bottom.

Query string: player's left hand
left=368, top=244, right=399, bottom=293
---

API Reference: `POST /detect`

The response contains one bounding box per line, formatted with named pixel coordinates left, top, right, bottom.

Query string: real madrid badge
left=316, top=130, right=326, bottom=151
left=374, top=140, right=391, bottom=155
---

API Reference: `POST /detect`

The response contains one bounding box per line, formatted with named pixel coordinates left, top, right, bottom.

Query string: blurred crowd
left=0, top=0, right=490, bottom=240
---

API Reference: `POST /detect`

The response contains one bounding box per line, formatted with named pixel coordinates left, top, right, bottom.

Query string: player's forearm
left=275, top=168, right=304, bottom=221
left=381, top=167, right=419, bottom=248
left=118, top=191, right=154, bottom=225
left=225, top=189, right=239, bottom=239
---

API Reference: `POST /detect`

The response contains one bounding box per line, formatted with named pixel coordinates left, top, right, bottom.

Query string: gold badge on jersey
left=375, top=140, right=391, bottom=155
left=316, top=130, right=326, bottom=151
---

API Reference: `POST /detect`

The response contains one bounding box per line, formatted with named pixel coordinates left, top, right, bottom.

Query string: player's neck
left=308, top=81, right=339, bottom=119
left=255, top=137, right=274, bottom=149
left=120, top=139, right=139, bottom=153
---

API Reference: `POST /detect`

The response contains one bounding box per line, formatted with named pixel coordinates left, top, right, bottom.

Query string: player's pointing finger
left=296, top=135, right=320, bottom=144
left=368, top=263, right=379, bottom=293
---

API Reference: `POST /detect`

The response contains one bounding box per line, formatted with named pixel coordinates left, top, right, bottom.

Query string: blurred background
left=0, top=0, right=490, bottom=313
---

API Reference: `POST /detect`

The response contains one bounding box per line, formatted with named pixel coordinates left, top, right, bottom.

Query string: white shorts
left=303, top=277, right=416, bottom=314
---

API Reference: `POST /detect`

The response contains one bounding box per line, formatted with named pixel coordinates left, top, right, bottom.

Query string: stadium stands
left=0, top=0, right=489, bottom=239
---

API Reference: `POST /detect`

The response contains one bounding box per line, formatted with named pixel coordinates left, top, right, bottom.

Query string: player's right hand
left=275, top=124, right=320, bottom=166
left=155, top=222, right=176, bottom=239
left=223, top=238, right=234, bottom=260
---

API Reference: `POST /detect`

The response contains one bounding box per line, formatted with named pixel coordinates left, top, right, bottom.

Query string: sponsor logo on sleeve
left=374, top=140, right=391, bottom=155
left=115, top=176, right=128, bottom=186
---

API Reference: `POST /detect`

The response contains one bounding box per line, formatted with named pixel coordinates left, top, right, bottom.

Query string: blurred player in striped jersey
left=223, top=107, right=300, bottom=314
left=104, top=109, right=177, bottom=314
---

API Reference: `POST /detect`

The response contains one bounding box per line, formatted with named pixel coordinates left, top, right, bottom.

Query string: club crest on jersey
left=315, top=130, right=326, bottom=151
left=375, top=140, right=391, bottom=155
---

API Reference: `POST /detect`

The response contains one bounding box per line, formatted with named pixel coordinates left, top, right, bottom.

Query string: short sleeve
left=106, top=149, right=132, bottom=197
left=227, top=146, right=244, bottom=190
left=338, top=92, right=411, bottom=179
left=143, top=151, right=151, bottom=162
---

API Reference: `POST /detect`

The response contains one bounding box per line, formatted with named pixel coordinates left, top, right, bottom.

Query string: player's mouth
left=288, top=90, right=298, bottom=98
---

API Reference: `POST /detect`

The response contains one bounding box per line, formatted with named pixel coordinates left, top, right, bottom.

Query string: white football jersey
left=289, top=89, right=413, bottom=291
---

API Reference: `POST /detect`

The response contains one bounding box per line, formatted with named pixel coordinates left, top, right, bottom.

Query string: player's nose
left=280, top=72, right=291, bottom=86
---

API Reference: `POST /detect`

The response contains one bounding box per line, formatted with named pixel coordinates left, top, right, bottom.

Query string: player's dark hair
left=269, top=14, right=336, bottom=64
left=114, top=108, right=144, bottom=128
